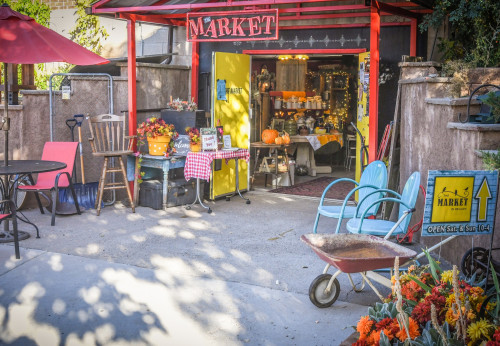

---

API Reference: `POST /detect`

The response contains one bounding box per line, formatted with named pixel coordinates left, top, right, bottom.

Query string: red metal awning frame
left=91, top=0, right=428, bottom=163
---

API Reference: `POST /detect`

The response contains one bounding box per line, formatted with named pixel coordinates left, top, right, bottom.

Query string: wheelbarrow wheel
left=309, top=274, right=340, bottom=308
left=461, top=247, right=490, bottom=280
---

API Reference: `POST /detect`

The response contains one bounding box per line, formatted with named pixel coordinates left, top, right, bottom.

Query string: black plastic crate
left=139, top=178, right=204, bottom=209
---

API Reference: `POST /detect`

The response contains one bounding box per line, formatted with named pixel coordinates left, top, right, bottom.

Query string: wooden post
left=369, top=1, right=380, bottom=162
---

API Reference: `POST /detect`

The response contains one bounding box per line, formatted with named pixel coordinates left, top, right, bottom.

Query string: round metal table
left=0, top=160, right=67, bottom=243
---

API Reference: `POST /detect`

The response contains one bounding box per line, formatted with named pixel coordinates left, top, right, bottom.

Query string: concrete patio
left=0, top=187, right=398, bottom=345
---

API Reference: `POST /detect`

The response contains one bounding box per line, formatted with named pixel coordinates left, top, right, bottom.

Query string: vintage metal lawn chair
left=18, top=142, right=81, bottom=226
left=346, top=171, right=421, bottom=237
left=312, top=160, right=388, bottom=234
left=87, top=113, right=135, bottom=216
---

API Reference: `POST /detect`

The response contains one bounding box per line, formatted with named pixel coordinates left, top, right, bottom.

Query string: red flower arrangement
left=137, top=117, right=177, bottom=140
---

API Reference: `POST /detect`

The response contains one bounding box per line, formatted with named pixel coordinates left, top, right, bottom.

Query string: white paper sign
left=202, top=134, right=217, bottom=150
left=62, top=86, right=71, bottom=100
left=223, top=135, right=232, bottom=149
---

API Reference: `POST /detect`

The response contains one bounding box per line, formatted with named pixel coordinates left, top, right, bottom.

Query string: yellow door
left=356, top=52, right=370, bottom=185
left=211, top=52, right=251, bottom=199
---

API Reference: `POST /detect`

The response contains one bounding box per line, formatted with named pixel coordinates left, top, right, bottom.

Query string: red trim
left=378, top=1, right=419, bottom=19
left=410, top=18, right=417, bottom=56
left=242, top=48, right=367, bottom=55
left=191, top=41, right=199, bottom=104
left=127, top=19, right=137, bottom=141
left=279, top=22, right=411, bottom=29
left=117, top=13, right=182, bottom=26
left=369, top=1, right=380, bottom=163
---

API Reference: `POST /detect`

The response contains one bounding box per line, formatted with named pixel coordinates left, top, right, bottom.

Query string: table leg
left=185, top=178, right=211, bottom=213
left=251, top=148, right=261, bottom=189
left=225, top=158, right=250, bottom=204
left=162, top=165, right=169, bottom=211
left=133, top=157, right=139, bottom=206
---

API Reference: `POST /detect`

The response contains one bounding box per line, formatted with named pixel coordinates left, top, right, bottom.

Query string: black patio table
left=0, top=160, right=67, bottom=243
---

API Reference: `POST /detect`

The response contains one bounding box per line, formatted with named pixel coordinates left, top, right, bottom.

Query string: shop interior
left=250, top=54, right=359, bottom=184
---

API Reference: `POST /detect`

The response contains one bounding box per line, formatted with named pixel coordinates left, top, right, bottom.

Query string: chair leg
left=12, top=214, right=19, bottom=259
left=118, top=157, right=135, bottom=213
left=68, top=182, right=81, bottom=215
left=313, top=213, right=320, bottom=234
left=95, top=158, right=108, bottom=216
left=33, top=192, right=45, bottom=214
left=50, top=189, right=57, bottom=226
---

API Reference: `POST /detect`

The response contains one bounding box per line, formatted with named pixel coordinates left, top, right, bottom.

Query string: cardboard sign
left=173, top=135, right=190, bottom=156
left=422, top=170, right=498, bottom=236
left=201, top=128, right=217, bottom=150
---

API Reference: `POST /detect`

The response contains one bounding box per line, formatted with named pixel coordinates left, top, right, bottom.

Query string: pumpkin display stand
left=147, top=136, right=171, bottom=155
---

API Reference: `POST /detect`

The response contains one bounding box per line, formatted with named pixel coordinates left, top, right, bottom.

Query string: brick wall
left=45, top=0, right=74, bottom=10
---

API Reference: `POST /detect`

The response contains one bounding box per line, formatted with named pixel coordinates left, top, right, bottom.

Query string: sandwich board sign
left=422, top=170, right=498, bottom=236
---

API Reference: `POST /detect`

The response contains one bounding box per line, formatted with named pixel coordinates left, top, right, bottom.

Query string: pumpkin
left=275, top=136, right=284, bottom=145
left=262, top=129, right=279, bottom=144
left=282, top=132, right=291, bottom=145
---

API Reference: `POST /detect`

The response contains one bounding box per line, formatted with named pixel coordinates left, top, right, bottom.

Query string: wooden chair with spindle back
left=87, top=113, right=135, bottom=216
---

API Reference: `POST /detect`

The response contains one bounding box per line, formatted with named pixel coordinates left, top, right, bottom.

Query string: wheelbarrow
left=302, top=209, right=458, bottom=307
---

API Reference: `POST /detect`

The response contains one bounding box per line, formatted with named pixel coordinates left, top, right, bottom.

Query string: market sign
left=422, top=170, right=498, bottom=236
left=187, top=9, right=278, bottom=42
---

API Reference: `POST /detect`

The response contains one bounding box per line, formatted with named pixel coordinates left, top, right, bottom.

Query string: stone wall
left=399, top=63, right=500, bottom=265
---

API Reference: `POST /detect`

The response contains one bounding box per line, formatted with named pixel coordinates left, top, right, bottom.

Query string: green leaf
left=408, top=274, right=432, bottom=293
left=403, top=297, right=418, bottom=307
left=490, top=262, right=500, bottom=319
left=424, top=249, right=442, bottom=283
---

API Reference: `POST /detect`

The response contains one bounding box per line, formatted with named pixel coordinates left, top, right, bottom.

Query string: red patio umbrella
left=0, top=3, right=109, bottom=165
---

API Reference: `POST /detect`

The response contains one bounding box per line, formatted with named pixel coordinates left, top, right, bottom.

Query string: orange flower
left=366, top=329, right=381, bottom=345
left=357, top=316, right=374, bottom=340
left=396, top=317, right=420, bottom=341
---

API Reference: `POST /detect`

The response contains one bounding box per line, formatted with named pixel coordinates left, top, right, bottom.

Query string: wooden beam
left=191, top=41, right=199, bottom=104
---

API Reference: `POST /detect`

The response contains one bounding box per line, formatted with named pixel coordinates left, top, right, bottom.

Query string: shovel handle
left=77, top=124, right=86, bottom=185
left=74, top=114, right=84, bottom=127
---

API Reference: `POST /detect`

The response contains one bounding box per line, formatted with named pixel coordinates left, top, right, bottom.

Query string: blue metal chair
left=312, top=160, right=388, bottom=234
left=346, top=171, right=421, bottom=237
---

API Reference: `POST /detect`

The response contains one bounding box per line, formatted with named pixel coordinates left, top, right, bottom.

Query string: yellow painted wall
left=211, top=52, right=250, bottom=199
left=356, top=52, right=370, bottom=185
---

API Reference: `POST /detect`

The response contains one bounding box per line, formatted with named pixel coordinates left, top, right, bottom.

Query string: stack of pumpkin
left=261, top=129, right=291, bottom=145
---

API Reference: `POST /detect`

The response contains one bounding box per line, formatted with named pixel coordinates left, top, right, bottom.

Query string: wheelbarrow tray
left=301, top=233, right=417, bottom=273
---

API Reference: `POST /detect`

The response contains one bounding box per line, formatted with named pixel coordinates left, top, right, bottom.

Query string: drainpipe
left=161, top=25, right=174, bottom=65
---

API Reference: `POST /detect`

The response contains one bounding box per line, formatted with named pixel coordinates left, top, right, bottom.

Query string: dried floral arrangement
left=166, top=97, right=198, bottom=112
left=185, top=127, right=201, bottom=144
left=352, top=252, right=500, bottom=345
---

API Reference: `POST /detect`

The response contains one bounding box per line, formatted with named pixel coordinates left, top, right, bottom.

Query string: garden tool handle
left=65, top=119, right=77, bottom=141
left=76, top=121, right=86, bottom=185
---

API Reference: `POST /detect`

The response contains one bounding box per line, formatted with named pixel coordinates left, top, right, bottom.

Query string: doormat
left=269, top=176, right=355, bottom=201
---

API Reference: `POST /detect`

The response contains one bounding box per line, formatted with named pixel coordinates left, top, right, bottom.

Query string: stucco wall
left=399, top=63, right=500, bottom=265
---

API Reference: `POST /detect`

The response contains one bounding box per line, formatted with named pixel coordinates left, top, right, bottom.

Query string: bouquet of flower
left=352, top=252, right=498, bottom=346
left=137, top=117, right=177, bottom=140
left=185, top=127, right=201, bottom=144
left=167, top=97, right=198, bottom=112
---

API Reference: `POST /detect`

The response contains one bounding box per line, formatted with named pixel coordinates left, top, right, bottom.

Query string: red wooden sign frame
left=186, top=9, right=279, bottom=42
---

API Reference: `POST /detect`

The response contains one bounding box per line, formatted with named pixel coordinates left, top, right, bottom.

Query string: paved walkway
left=0, top=190, right=390, bottom=345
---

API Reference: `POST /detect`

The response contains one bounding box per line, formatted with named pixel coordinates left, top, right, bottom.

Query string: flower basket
left=147, top=135, right=171, bottom=155
left=190, top=142, right=201, bottom=152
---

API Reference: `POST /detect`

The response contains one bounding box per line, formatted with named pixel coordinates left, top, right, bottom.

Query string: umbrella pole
left=3, top=62, right=8, bottom=166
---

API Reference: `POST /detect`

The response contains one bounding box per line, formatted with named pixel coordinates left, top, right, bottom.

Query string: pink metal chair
left=18, top=142, right=81, bottom=226
left=0, top=199, right=19, bottom=259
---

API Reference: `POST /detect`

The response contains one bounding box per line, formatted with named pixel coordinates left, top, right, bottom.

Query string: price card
left=223, top=135, right=232, bottom=149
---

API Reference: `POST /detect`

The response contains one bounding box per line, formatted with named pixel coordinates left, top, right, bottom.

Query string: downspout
left=161, top=25, right=174, bottom=65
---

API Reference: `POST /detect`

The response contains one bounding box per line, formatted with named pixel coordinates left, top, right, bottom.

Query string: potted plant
left=185, top=127, right=201, bottom=152
left=137, top=117, right=178, bottom=156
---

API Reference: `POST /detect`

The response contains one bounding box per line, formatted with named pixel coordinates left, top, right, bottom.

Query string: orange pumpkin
left=262, top=129, right=279, bottom=144
left=275, top=136, right=284, bottom=145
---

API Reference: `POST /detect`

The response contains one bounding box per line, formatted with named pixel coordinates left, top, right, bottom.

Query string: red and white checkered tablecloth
left=184, top=149, right=250, bottom=181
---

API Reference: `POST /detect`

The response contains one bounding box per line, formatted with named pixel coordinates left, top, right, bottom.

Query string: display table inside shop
left=250, top=142, right=292, bottom=189
left=291, top=134, right=343, bottom=176
left=184, top=149, right=250, bottom=213
left=127, top=154, right=186, bottom=210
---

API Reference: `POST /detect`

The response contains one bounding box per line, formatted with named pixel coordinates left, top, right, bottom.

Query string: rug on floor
left=269, top=176, right=355, bottom=200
